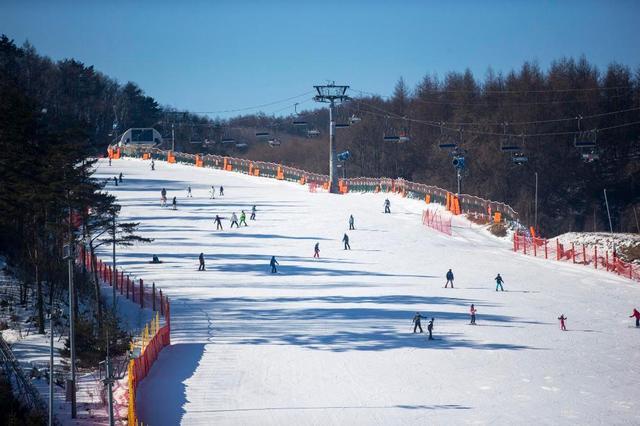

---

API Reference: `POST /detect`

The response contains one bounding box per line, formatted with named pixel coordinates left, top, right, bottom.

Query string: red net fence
left=119, top=146, right=519, bottom=223
left=77, top=246, right=171, bottom=425
left=422, top=210, right=452, bottom=235
left=513, top=233, right=640, bottom=282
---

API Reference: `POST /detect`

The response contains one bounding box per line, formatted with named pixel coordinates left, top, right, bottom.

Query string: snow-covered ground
left=96, top=158, right=640, bottom=425
left=555, top=232, right=640, bottom=264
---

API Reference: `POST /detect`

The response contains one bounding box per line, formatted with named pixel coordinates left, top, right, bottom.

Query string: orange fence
left=513, top=233, right=640, bottom=282
left=422, top=210, right=452, bottom=235
left=77, top=246, right=171, bottom=424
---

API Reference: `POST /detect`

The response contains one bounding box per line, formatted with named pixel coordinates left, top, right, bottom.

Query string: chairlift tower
left=314, top=82, right=350, bottom=193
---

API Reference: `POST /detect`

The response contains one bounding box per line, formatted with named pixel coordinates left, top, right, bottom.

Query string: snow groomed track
left=96, top=158, right=640, bottom=425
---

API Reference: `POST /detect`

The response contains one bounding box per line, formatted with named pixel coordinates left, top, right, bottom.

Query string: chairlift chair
left=268, top=138, right=281, bottom=147
left=235, top=142, right=248, bottom=149
left=383, top=135, right=400, bottom=142
left=255, top=131, right=270, bottom=138
left=335, top=123, right=350, bottom=129
left=307, top=129, right=320, bottom=137
left=292, top=103, right=308, bottom=126
left=221, top=138, right=236, bottom=143
left=511, top=152, right=528, bottom=165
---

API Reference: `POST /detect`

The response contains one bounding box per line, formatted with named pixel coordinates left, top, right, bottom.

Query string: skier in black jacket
left=445, top=269, right=454, bottom=288
left=412, top=312, right=426, bottom=333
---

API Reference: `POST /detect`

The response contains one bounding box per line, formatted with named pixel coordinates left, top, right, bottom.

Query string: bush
left=488, top=222, right=508, bottom=237
left=0, top=371, right=46, bottom=426
left=618, top=243, right=640, bottom=264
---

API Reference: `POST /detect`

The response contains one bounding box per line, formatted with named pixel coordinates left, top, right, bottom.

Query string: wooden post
left=126, top=276, right=130, bottom=299
left=556, top=239, right=561, bottom=261
left=582, top=245, right=586, bottom=265
left=605, top=251, right=609, bottom=271
left=544, top=239, right=548, bottom=259
left=132, top=279, right=135, bottom=303
left=152, top=282, right=156, bottom=312
left=120, top=271, right=124, bottom=294
left=139, top=279, right=144, bottom=309
left=160, top=290, right=164, bottom=316
left=571, top=243, right=576, bottom=263
left=533, top=237, right=537, bottom=257
left=523, top=237, right=527, bottom=255
left=594, top=246, right=598, bottom=269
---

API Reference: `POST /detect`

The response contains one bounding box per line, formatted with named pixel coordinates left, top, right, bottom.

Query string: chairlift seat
left=235, top=143, right=248, bottom=149
left=307, top=129, right=320, bottom=137
left=384, top=136, right=400, bottom=142
left=335, top=123, right=350, bottom=129
left=255, top=132, right=270, bottom=137
left=438, top=142, right=457, bottom=149
left=574, top=140, right=596, bottom=148
left=512, top=156, right=528, bottom=165
left=221, top=138, right=236, bottom=143
left=398, top=136, right=410, bottom=143
left=293, top=121, right=308, bottom=126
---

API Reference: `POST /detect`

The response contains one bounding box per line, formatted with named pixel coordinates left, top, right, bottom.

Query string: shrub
left=488, top=222, right=508, bottom=237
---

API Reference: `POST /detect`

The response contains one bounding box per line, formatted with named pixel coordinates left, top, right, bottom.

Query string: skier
left=250, top=205, right=256, bottom=220
left=161, top=188, right=167, bottom=207
left=445, top=269, right=454, bottom=288
left=412, top=312, right=426, bottom=333
left=495, top=273, right=505, bottom=291
left=219, top=186, right=224, bottom=196
left=384, top=199, right=391, bottom=213
left=187, top=186, right=192, bottom=198
left=558, top=314, right=567, bottom=331
left=313, top=242, right=320, bottom=258
left=108, top=157, right=112, bottom=166
left=113, top=176, right=118, bottom=186
left=349, top=214, right=355, bottom=230
left=470, top=304, right=477, bottom=325
left=214, top=214, right=223, bottom=230
left=270, top=256, right=279, bottom=274
left=119, top=172, right=123, bottom=183
left=239, top=210, right=248, bottom=226
left=427, top=318, right=434, bottom=340
left=210, top=186, right=216, bottom=199
left=629, top=308, right=640, bottom=327
left=198, top=253, right=205, bottom=271
left=342, top=233, right=351, bottom=250
left=230, top=212, right=239, bottom=228
left=150, top=159, right=155, bottom=170
left=172, top=196, right=177, bottom=210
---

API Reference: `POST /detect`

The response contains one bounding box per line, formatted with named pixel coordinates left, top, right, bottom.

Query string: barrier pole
left=152, top=283, right=156, bottom=312
left=140, top=279, right=144, bottom=309
left=544, top=239, right=548, bottom=259
left=594, top=246, right=597, bottom=269
left=572, top=243, right=576, bottom=263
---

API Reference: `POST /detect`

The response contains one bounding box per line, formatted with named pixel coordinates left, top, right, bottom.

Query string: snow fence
left=116, top=146, right=519, bottom=224
left=78, top=247, right=171, bottom=425
left=513, top=233, right=640, bottom=282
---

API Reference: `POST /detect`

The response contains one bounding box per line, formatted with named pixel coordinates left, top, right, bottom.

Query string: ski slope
left=96, top=158, right=640, bottom=425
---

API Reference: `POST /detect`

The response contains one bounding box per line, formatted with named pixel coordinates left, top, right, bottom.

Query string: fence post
left=152, top=283, right=156, bottom=312
left=513, top=233, right=517, bottom=252
left=132, top=279, right=135, bottom=303
left=582, top=245, right=586, bottom=265
left=571, top=243, right=575, bottom=263
left=533, top=238, right=537, bottom=257
left=140, top=279, right=144, bottom=309
left=523, top=237, right=527, bottom=255
left=556, top=239, right=560, bottom=260
left=160, top=290, right=164, bottom=316
left=126, top=276, right=130, bottom=299
left=120, top=271, right=124, bottom=294
left=605, top=251, right=609, bottom=271
left=544, top=239, right=548, bottom=259
left=594, top=246, right=597, bottom=269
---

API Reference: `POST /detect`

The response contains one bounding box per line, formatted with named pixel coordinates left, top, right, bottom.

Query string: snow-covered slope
left=96, top=158, right=640, bottom=426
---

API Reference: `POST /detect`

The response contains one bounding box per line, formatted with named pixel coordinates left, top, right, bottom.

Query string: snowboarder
left=239, top=210, right=248, bottom=226
left=342, top=233, right=351, bottom=250
left=113, top=176, right=118, bottom=186
left=250, top=205, right=256, bottom=220
left=558, top=314, right=567, bottom=331
left=161, top=188, right=167, bottom=207
left=495, top=273, right=505, bottom=291
left=427, top=318, right=434, bottom=340
left=219, top=186, right=224, bottom=196
left=187, top=186, right=192, bottom=197
left=151, top=159, right=155, bottom=170
left=384, top=199, right=391, bottom=213
left=119, top=172, right=123, bottom=183
left=210, top=186, right=216, bottom=199
left=214, top=214, right=223, bottom=230
left=313, top=242, right=320, bottom=258
left=412, top=312, right=426, bottom=333
left=445, top=269, right=454, bottom=288
left=630, top=308, right=640, bottom=327
left=470, top=304, right=477, bottom=325
left=349, top=214, right=355, bottom=230
left=270, top=256, right=279, bottom=273
left=230, top=212, right=239, bottom=228
left=172, top=196, right=177, bottom=210
left=198, top=252, right=205, bottom=271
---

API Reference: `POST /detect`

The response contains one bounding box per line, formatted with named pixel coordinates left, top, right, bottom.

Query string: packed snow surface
left=96, top=158, right=640, bottom=425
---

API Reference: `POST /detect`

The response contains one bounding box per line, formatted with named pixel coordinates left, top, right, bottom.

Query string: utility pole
left=112, top=213, right=117, bottom=311
left=604, top=189, right=613, bottom=233
left=171, top=123, right=175, bottom=152
left=534, top=172, right=538, bottom=232
left=313, top=83, right=350, bottom=194
left=66, top=194, right=77, bottom=418
left=49, top=301, right=54, bottom=426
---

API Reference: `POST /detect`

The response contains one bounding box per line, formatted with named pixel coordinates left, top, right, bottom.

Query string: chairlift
left=255, top=131, right=270, bottom=137
left=512, top=152, right=528, bottom=165
left=383, top=135, right=400, bottom=142
left=574, top=132, right=596, bottom=148
left=268, top=138, right=281, bottom=147
left=292, top=103, right=308, bottom=126
left=235, top=142, right=248, bottom=149
left=307, top=129, right=320, bottom=137
left=349, top=114, right=361, bottom=124
left=437, top=123, right=456, bottom=149
left=221, top=138, right=236, bottom=143
left=335, top=123, right=350, bottom=129
left=398, top=133, right=410, bottom=143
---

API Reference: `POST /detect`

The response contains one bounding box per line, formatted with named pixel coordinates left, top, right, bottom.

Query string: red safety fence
left=513, top=233, right=640, bottom=282
left=422, top=210, right=452, bottom=235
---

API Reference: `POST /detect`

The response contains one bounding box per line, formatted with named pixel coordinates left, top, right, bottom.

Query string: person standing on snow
left=187, top=186, right=192, bottom=197
left=108, top=157, right=112, bottom=166
left=427, top=318, right=434, bottom=340
left=412, top=312, right=426, bottom=333
left=270, top=256, right=279, bottom=273
left=629, top=308, right=640, bottom=327
left=445, top=269, right=454, bottom=288
left=172, top=196, right=177, bottom=210
left=495, top=273, right=505, bottom=291
left=349, top=214, right=355, bottom=230
left=230, top=212, right=239, bottom=228
left=313, top=242, right=320, bottom=258
left=219, top=186, right=224, bottom=196
left=239, top=210, right=248, bottom=226
left=161, top=188, right=167, bottom=207
left=342, top=233, right=351, bottom=250
left=558, top=314, right=567, bottom=331
left=210, top=185, right=216, bottom=199
left=250, top=205, right=257, bottom=220
left=384, top=199, right=391, bottom=213
left=214, top=214, right=223, bottom=230
left=198, top=252, right=205, bottom=271
left=119, top=172, right=123, bottom=183
left=113, top=176, right=118, bottom=186
left=470, top=304, right=477, bottom=325
left=151, top=159, right=155, bottom=170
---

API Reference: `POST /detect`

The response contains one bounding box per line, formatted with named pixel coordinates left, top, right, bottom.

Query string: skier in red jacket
left=630, top=308, right=640, bottom=327
left=558, top=314, right=567, bottom=331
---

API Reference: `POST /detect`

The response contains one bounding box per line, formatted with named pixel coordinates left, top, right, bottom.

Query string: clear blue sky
left=2, top=0, right=639, bottom=118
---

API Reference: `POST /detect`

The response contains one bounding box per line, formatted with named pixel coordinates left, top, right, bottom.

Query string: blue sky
left=2, top=1, right=639, bottom=118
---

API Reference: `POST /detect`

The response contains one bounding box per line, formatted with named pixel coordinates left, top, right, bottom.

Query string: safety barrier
left=77, top=246, right=171, bottom=425
left=513, top=233, right=640, bottom=282
left=117, top=145, right=520, bottom=224
left=422, top=210, right=452, bottom=235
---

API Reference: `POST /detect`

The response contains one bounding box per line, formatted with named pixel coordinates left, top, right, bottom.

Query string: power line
left=352, top=85, right=636, bottom=95
left=164, top=91, right=314, bottom=115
